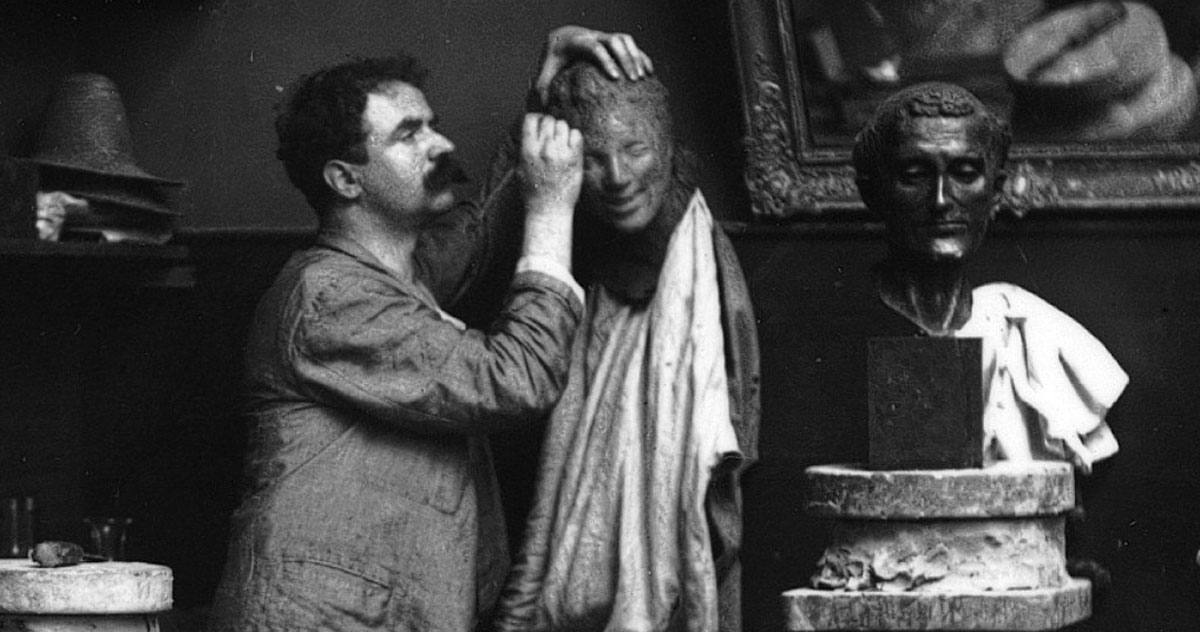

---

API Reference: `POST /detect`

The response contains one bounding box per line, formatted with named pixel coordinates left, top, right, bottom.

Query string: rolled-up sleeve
left=291, top=267, right=582, bottom=436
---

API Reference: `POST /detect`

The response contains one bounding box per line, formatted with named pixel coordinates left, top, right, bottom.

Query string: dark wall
left=1, top=0, right=748, bottom=228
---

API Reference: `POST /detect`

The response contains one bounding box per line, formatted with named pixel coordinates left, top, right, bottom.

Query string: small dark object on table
left=28, top=541, right=104, bottom=567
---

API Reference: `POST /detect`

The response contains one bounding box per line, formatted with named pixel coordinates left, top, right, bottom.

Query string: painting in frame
left=729, top=0, right=1200, bottom=220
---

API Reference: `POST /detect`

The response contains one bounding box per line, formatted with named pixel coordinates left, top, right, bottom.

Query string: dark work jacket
left=207, top=194, right=583, bottom=632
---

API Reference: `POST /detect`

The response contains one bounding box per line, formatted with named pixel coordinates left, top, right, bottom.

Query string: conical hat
left=24, top=73, right=184, bottom=186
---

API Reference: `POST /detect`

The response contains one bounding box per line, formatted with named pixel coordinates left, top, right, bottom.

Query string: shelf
left=0, top=238, right=189, bottom=261
left=0, top=238, right=194, bottom=288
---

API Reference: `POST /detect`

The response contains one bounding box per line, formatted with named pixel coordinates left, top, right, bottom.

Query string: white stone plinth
left=0, top=559, right=172, bottom=615
left=805, top=462, right=1075, bottom=519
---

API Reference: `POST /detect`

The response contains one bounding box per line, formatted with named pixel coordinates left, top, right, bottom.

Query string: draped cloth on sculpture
left=495, top=192, right=743, bottom=631
left=958, top=283, right=1128, bottom=473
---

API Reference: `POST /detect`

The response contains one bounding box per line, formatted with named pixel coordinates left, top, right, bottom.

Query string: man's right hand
left=520, top=113, right=583, bottom=215
left=519, top=113, right=582, bottom=270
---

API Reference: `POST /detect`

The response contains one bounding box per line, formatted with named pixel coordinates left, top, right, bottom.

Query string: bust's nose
left=930, top=175, right=956, bottom=218
left=602, top=155, right=633, bottom=192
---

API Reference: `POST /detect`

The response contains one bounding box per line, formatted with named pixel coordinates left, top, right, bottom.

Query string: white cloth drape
left=496, top=192, right=741, bottom=631
left=957, top=283, right=1128, bottom=473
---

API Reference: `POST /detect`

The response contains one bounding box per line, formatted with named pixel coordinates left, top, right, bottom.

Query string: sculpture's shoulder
left=960, top=282, right=1082, bottom=345
left=695, top=188, right=763, bottom=464
left=973, top=281, right=1034, bottom=306
left=970, top=282, right=1125, bottom=391
left=702, top=192, right=756, bottom=325
left=971, top=282, right=1066, bottom=322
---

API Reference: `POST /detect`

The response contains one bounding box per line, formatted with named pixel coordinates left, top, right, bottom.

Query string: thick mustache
left=424, top=155, right=469, bottom=192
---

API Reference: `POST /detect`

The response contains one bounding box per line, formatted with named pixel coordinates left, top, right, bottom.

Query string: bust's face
left=579, top=101, right=672, bottom=234
left=874, top=115, right=1002, bottom=262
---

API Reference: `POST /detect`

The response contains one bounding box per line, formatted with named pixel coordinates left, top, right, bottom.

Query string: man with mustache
left=207, top=28, right=651, bottom=632
left=854, top=82, right=1127, bottom=472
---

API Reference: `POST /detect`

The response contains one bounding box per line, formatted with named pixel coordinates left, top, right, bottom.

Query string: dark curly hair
left=275, top=54, right=427, bottom=214
left=852, top=82, right=1011, bottom=183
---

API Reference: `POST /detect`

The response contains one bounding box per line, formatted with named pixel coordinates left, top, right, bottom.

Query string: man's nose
left=430, top=131, right=455, bottom=158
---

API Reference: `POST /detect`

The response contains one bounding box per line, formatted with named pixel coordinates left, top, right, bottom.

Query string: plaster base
left=783, top=577, right=1091, bottom=631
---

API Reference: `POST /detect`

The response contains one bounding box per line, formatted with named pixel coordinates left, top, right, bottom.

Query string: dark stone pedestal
left=868, top=337, right=983, bottom=470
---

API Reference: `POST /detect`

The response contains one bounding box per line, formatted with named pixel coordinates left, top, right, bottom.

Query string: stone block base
left=783, top=577, right=1091, bottom=631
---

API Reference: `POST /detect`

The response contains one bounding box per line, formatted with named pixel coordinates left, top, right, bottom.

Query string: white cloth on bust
left=496, top=191, right=741, bottom=631
left=955, top=283, right=1128, bottom=473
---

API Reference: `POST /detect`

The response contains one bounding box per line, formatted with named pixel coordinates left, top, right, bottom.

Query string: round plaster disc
left=804, top=461, right=1075, bottom=519
left=0, top=559, right=172, bottom=614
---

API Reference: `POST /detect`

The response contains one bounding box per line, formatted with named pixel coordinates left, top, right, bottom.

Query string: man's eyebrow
left=390, top=116, right=427, bottom=140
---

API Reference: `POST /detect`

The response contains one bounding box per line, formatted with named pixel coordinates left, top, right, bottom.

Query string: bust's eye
left=950, top=160, right=984, bottom=183
left=898, top=163, right=931, bottom=184
left=625, top=142, right=649, bottom=157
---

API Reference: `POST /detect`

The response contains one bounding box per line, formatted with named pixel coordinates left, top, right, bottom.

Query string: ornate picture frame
left=730, top=0, right=1200, bottom=221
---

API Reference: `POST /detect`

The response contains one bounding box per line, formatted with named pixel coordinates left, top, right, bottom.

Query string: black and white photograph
left=1, top=1, right=1197, bottom=631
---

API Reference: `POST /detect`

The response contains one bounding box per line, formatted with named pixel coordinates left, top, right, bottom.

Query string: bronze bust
left=853, top=82, right=1127, bottom=472
left=854, top=82, right=1010, bottom=337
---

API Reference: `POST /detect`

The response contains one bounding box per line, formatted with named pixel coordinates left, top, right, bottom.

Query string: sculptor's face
left=355, top=82, right=458, bottom=225
left=875, top=116, right=1001, bottom=262
left=580, top=102, right=672, bottom=234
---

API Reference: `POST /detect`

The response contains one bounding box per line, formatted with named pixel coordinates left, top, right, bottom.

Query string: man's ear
left=323, top=160, right=362, bottom=202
